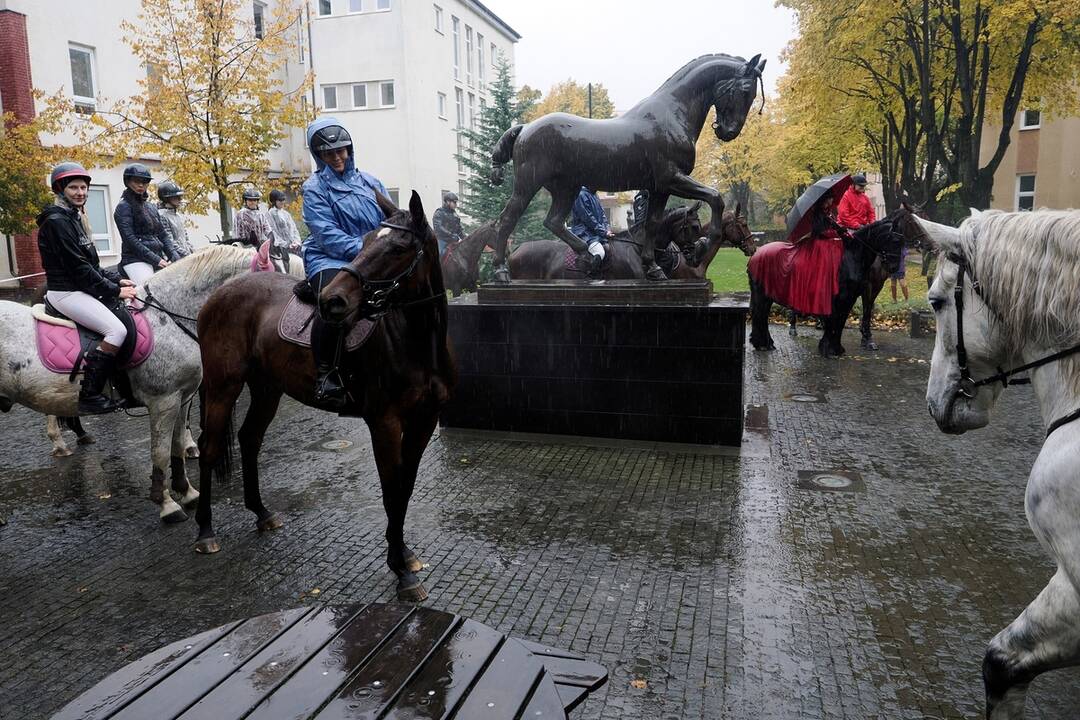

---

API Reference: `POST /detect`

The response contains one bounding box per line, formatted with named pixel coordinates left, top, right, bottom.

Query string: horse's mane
left=958, top=210, right=1080, bottom=377
left=145, top=244, right=255, bottom=296
left=656, top=53, right=743, bottom=92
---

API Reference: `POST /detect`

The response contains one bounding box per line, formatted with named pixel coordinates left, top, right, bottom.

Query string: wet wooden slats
left=50, top=604, right=607, bottom=720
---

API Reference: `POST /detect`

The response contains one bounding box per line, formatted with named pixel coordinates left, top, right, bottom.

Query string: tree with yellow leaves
left=522, top=80, right=616, bottom=122
left=92, top=0, right=310, bottom=234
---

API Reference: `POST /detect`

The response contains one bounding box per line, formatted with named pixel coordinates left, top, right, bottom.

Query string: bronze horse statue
left=487, top=53, right=766, bottom=283
left=194, top=192, right=454, bottom=602
left=441, top=221, right=494, bottom=297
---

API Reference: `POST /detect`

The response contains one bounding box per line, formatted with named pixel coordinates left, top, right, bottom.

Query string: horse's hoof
left=184, top=446, right=200, bottom=459
left=77, top=434, right=96, bottom=446
left=861, top=340, right=878, bottom=351
left=492, top=265, right=511, bottom=284
left=52, top=447, right=74, bottom=458
left=397, top=581, right=428, bottom=603
left=257, top=513, right=284, bottom=532
left=161, top=508, right=188, bottom=524
left=788, top=328, right=797, bottom=337
left=644, top=264, right=667, bottom=281
left=179, top=488, right=200, bottom=507
left=403, top=554, right=423, bottom=573
left=194, top=537, right=221, bottom=554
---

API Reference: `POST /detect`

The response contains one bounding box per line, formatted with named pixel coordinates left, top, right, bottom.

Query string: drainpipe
left=5, top=234, right=15, bottom=278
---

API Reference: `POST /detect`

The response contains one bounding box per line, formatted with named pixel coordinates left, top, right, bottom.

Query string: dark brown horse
left=507, top=203, right=706, bottom=280
left=194, top=192, right=454, bottom=602
left=441, top=221, right=494, bottom=296
left=487, top=53, right=766, bottom=282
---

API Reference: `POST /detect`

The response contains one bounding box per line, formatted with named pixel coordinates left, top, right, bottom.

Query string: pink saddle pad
left=36, top=307, right=154, bottom=374
left=277, top=295, right=375, bottom=351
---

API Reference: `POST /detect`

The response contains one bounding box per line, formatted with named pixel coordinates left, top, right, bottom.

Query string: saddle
left=655, top=242, right=684, bottom=277
left=277, top=295, right=376, bottom=351
left=33, top=301, right=154, bottom=377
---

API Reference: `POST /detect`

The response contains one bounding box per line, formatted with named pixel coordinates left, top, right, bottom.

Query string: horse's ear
left=690, top=200, right=703, bottom=214
left=408, top=190, right=428, bottom=231
left=744, top=53, right=762, bottom=75
left=912, top=214, right=959, bottom=254
left=756, top=58, right=767, bottom=75
left=375, top=191, right=398, bottom=218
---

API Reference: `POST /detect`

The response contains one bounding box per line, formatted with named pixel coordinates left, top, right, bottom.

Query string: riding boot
left=644, top=262, right=668, bottom=281
left=580, top=251, right=602, bottom=279
left=78, top=348, right=123, bottom=415
left=312, top=317, right=348, bottom=409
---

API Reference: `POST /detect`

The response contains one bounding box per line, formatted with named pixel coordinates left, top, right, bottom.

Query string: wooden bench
left=52, top=602, right=608, bottom=719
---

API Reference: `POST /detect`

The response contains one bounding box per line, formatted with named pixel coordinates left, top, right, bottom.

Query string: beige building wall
left=981, top=109, right=1080, bottom=211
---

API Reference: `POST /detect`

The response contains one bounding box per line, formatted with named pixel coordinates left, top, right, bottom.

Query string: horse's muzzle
left=321, top=294, right=350, bottom=323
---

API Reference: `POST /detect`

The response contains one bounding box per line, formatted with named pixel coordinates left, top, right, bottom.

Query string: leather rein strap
left=951, top=252, right=1080, bottom=438
left=336, top=221, right=443, bottom=319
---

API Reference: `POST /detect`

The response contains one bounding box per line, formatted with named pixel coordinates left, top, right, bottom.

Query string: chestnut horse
left=194, top=192, right=454, bottom=602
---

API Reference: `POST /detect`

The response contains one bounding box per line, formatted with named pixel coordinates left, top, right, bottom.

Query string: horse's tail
left=198, top=384, right=236, bottom=486
left=489, top=124, right=524, bottom=186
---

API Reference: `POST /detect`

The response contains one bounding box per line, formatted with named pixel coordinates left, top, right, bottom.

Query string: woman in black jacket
left=38, top=162, right=138, bottom=414
left=114, top=163, right=180, bottom=284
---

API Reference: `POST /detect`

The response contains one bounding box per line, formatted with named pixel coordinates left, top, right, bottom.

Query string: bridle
left=949, top=252, right=1080, bottom=437
left=334, top=220, right=442, bottom=319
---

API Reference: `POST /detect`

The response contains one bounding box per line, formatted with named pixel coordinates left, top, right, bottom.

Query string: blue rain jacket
left=301, top=116, right=388, bottom=278
left=570, top=187, right=610, bottom=244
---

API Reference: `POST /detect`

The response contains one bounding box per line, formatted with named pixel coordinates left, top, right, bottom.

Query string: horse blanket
left=277, top=296, right=376, bottom=351
left=747, top=237, right=843, bottom=316
left=34, top=303, right=154, bottom=374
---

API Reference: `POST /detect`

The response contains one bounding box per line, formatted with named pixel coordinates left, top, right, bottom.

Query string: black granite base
left=441, top=282, right=749, bottom=446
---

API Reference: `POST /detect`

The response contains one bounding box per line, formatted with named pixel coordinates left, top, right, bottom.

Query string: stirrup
left=78, top=393, right=123, bottom=415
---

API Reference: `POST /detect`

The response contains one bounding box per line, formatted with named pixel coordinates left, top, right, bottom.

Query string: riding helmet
left=157, top=181, right=183, bottom=201
left=50, top=161, right=92, bottom=193
left=442, top=191, right=458, bottom=203
left=123, top=163, right=153, bottom=184
left=242, top=187, right=262, bottom=201
left=309, top=124, right=352, bottom=155
left=852, top=173, right=868, bottom=186
left=268, top=189, right=287, bottom=203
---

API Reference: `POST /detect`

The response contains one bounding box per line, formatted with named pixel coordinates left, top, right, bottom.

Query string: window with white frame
left=69, top=44, right=97, bottom=111
left=348, top=0, right=362, bottom=12
left=380, top=81, right=395, bottom=107
left=318, top=0, right=332, bottom=15
left=322, top=85, right=338, bottom=110
left=1016, top=174, right=1036, bottom=211
left=437, top=91, right=447, bottom=119
left=467, top=92, right=475, bottom=130
left=458, top=179, right=466, bottom=200
left=387, top=187, right=400, bottom=206
left=477, top=33, right=484, bottom=86
left=1021, top=109, right=1041, bottom=130
left=352, top=83, right=368, bottom=108
left=491, top=42, right=498, bottom=67
left=253, top=2, right=265, bottom=38
left=86, top=186, right=112, bottom=254
left=452, top=17, right=460, bottom=80
left=456, top=88, right=465, bottom=173
left=433, top=4, right=443, bottom=32
left=465, top=26, right=473, bottom=86
left=376, top=0, right=389, bottom=9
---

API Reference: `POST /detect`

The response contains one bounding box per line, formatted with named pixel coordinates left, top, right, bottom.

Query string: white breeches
left=123, top=262, right=155, bottom=285
left=587, top=241, right=606, bottom=260
left=45, top=290, right=127, bottom=346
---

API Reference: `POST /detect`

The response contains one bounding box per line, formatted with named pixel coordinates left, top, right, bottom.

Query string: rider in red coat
left=837, top=174, right=876, bottom=229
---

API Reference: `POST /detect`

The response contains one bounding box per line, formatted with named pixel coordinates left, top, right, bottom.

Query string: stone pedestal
left=441, top=280, right=749, bottom=446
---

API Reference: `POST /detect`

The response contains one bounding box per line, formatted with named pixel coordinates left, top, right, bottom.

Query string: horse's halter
left=948, top=252, right=1080, bottom=437
left=723, top=212, right=754, bottom=252
left=334, top=220, right=430, bottom=319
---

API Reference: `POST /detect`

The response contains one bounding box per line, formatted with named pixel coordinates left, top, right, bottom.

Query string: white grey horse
left=0, top=245, right=298, bottom=522
left=921, top=208, right=1080, bottom=719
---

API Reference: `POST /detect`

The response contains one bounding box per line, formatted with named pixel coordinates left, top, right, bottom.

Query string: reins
left=336, top=220, right=444, bottom=319
left=950, top=252, right=1080, bottom=437
left=140, top=289, right=200, bottom=343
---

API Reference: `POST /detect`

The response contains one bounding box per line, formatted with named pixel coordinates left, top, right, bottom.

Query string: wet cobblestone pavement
left=2, top=324, right=1078, bottom=719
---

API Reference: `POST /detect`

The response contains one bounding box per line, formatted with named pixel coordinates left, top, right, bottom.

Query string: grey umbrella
left=784, top=173, right=852, bottom=243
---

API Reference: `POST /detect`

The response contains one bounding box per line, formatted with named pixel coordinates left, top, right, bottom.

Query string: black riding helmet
left=309, top=125, right=353, bottom=157
left=123, top=163, right=152, bottom=186
left=242, top=187, right=262, bottom=201
left=157, top=181, right=183, bottom=201
left=268, top=189, right=287, bottom=203
left=50, top=162, right=92, bottom=193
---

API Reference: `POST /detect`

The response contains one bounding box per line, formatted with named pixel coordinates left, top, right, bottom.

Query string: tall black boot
left=78, top=348, right=123, bottom=415
left=312, top=317, right=347, bottom=409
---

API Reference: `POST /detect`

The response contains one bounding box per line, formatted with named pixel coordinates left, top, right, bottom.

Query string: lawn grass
left=707, top=248, right=936, bottom=327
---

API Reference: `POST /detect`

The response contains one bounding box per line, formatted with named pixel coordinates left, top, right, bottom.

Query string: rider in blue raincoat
left=570, top=186, right=613, bottom=277
left=301, top=116, right=388, bottom=407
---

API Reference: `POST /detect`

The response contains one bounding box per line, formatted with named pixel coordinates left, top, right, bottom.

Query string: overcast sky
left=479, top=0, right=799, bottom=113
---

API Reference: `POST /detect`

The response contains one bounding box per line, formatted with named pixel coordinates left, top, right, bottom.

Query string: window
left=491, top=42, right=498, bottom=67
left=1021, top=109, right=1041, bottom=130
left=145, top=62, right=164, bottom=92
left=477, top=33, right=484, bottom=86
left=86, top=186, right=112, bottom=254
left=318, top=0, right=332, bottom=15
left=458, top=179, right=466, bottom=200
left=452, top=17, right=460, bottom=80
left=253, top=2, right=265, bottom=38
left=376, top=0, right=390, bottom=9
left=1017, top=174, right=1036, bottom=211
left=465, top=26, right=473, bottom=85
left=437, top=91, right=447, bottom=119
left=387, top=188, right=400, bottom=206
left=352, top=83, right=368, bottom=108
left=322, top=85, right=338, bottom=110
left=380, top=81, right=395, bottom=107
left=456, top=88, right=465, bottom=173
left=69, top=44, right=96, bottom=111
left=467, top=92, right=475, bottom=130
left=348, top=0, right=362, bottom=12
left=434, top=5, right=443, bottom=33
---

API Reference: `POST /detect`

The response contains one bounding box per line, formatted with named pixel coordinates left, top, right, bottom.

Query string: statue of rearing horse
left=487, top=53, right=766, bottom=282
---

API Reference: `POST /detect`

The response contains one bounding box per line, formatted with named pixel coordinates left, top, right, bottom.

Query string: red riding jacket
left=837, top=187, right=876, bottom=229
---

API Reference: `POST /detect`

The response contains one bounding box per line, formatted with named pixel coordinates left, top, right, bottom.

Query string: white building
left=308, top=0, right=518, bottom=208
left=0, top=0, right=518, bottom=289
